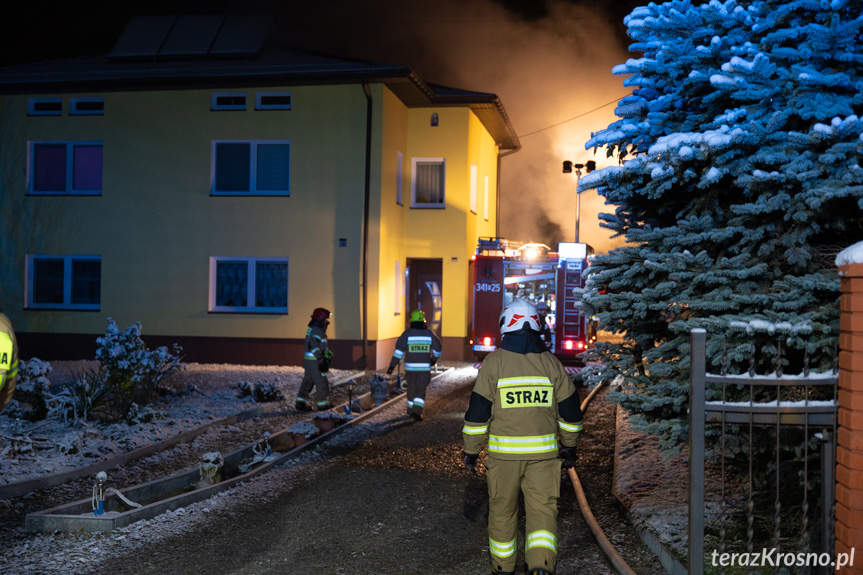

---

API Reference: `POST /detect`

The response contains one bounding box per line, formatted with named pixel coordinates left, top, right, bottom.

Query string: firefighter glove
left=463, top=451, right=478, bottom=473
left=386, top=366, right=394, bottom=376
left=559, top=445, right=577, bottom=470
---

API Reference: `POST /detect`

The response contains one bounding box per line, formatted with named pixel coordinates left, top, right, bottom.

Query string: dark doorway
left=406, top=258, right=442, bottom=337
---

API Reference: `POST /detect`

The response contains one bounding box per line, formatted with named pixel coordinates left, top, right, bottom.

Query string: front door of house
left=406, top=258, right=442, bottom=337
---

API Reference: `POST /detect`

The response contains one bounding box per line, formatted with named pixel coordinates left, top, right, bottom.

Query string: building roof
left=0, top=15, right=520, bottom=152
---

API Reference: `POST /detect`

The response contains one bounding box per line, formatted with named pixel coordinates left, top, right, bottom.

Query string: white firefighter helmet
left=499, top=299, right=541, bottom=335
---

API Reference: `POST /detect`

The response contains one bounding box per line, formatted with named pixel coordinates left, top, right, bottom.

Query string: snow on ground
left=0, top=362, right=357, bottom=486
left=0, top=366, right=477, bottom=575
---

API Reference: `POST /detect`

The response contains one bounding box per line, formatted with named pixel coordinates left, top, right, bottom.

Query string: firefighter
left=0, top=311, right=19, bottom=412
left=462, top=299, right=583, bottom=575
left=386, top=309, right=442, bottom=421
left=296, top=307, right=333, bottom=411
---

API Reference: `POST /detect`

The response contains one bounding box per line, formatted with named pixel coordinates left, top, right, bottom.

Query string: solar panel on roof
left=107, top=15, right=176, bottom=60
left=160, top=14, right=225, bottom=57
left=210, top=14, right=269, bottom=56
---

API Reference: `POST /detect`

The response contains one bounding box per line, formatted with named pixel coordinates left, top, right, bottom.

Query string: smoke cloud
left=271, top=0, right=633, bottom=254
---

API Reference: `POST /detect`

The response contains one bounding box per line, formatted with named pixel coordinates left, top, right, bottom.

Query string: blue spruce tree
left=579, top=0, right=863, bottom=450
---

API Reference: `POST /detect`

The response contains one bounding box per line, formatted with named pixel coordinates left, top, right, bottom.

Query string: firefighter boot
left=528, top=569, right=552, bottom=575
left=295, top=397, right=311, bottom=412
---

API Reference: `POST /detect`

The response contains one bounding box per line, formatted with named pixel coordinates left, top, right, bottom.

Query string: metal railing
left=689, top=328, right=838, bottom=574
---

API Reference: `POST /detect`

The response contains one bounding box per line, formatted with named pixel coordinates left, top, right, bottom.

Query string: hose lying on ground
left=572, top=379, right=638, bottom=575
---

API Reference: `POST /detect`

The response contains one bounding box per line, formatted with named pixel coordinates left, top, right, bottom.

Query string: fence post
left=822, top=430, right=835, bottom=575
left=836, top=258, right=863, bottom=572
left=689, top=328, right=706, bottom=575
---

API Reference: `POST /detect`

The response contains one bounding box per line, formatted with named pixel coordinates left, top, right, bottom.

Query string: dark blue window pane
left=215, top=143, right=250, bottom=192
left=33, top=144, right=67, bottom=192
left=216, top=261, right=248, bottom=307
left=33, top=259, right=64, bottom=304
left=71, top=259, right=101, bottom=304
left=256, top=144, right=290, bottom=191
left=255, top=262, right=287, bottom=308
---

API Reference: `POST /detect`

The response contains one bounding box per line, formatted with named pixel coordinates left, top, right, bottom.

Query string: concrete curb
left=0, top=371, right=364, bottom=500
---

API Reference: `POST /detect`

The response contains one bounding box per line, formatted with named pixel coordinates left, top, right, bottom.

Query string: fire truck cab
left=468, top=237, right=596, bottom=364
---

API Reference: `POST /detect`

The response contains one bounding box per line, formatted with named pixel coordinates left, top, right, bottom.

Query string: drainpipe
left=361, top=82, right=373, bottom=370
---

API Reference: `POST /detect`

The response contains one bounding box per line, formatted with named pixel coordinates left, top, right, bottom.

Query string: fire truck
left=467, top=237, right=596, bottom=365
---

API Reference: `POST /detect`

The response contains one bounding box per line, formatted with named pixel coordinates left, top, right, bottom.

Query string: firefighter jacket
left=463, top=329, right=582, bottom=460
left=388, top=322, right=443, bottom=372
left=303, top=321, right=329, bottom=365
left=0, top=313, right=19, bottom=412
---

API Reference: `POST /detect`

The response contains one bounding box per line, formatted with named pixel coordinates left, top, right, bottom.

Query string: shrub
left=94, top=318, right=184, bottom=420
left=10, top=358, right=53, bottom=420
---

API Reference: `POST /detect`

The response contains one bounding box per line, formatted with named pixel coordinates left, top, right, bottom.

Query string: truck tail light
left=483, top=336, right=492, bottom=346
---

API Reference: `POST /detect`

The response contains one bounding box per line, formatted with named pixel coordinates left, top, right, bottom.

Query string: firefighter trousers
left=298, top=359, right=330, bottom=409
left=405, top=370, right=431, bottom=416
left=486, top=457, right=561, bottom=573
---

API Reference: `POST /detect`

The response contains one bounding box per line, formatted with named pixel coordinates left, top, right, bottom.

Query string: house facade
left=0, top=15, right=520, bottom=369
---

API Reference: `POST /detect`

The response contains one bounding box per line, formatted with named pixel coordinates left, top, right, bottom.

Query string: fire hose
left=573, top=378, right=637, bottom=575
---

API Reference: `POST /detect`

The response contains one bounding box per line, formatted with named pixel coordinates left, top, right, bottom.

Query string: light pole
left=562, top=160, right=596, bottom=243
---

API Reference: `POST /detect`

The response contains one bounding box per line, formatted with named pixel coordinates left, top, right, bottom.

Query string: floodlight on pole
left=562, top=160, right=596, bottom=243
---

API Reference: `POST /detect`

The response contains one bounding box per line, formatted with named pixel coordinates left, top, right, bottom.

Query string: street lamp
left=562, top=160, right=596, bottom=243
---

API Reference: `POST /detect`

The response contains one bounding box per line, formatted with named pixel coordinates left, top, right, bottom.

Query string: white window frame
left=470, top=164, right=478, bottom=214
left=255, top=91, right=292, bottom=110
left=211, top=140, right=291, bottom=196
left=411, top=157, right=446, bottom=209
left=211, top=92, right=247, bottom=111
left=484, top=176, right=490, bottom=221
left=70, top=97, right=105, bottom=115
left=28, top=98, right=62, bottom=116
left=208, top=256, right=289, bottom=313
left=25, top=254, right=101, bottom=310
left=394, top=260, right=403, bottom=315
left=27, top=140, right=103, bottom=195
left=396, top=151, right=403, bottom=206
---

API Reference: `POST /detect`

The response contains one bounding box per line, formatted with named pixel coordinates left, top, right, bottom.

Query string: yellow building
left=0, top=15, right=519, bottom=368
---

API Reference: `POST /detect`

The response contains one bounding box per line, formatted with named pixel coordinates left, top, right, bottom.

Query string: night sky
left=1, top=0, right=644, bottom=251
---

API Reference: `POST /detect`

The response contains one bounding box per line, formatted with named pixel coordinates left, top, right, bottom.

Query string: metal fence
left=689, top=329, right=838, bottom=575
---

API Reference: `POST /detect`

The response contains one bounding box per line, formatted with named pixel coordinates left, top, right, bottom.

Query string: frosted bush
left=94, top=318, right=185, bottom=420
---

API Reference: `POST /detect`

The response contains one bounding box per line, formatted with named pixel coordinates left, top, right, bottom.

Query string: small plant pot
left=314, top=417, right=336, bottom=433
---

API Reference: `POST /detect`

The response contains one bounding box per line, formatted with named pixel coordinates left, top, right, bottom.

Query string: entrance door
left=406, top=258, right=442, bottom=337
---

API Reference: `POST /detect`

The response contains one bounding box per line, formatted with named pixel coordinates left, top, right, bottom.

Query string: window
left=70, top=97, right=104, bottom=115
left=28, top=98, right=62, bottom=116
left=394, top=260, right=403, bottom=315
left=209, top=257, right=288, bottom=313
left=411, top=158, right=445, bottom=208
left=29, top=141, right=103, bottom=195
left=484, top=176, right=490, bottom=221
left=470, top=164, right=478, bottom=214
left=255, top=92, right=292, bottom=110
left=211, top=93, right=247, bottom=111
left=396, top=151, right=403, bottom=205
left=26, top=255, right=101, bottom=310
left=212, top=140, right=290, bottom=195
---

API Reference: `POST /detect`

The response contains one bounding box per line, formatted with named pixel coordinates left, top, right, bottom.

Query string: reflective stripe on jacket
left=462, top=348, right=582, bottom=460
left=304, top=323, right=328, bottom=363
left=388, top=327, right=442, bottom=372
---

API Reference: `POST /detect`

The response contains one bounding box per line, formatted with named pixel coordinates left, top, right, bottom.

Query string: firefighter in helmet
left=296, top=307, right=334, bottom=411
left=0, top=311, right=18, bottom=413
left=386, top=309, right=442, bottom=420
left=462, top=299, right=583, bottom=575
